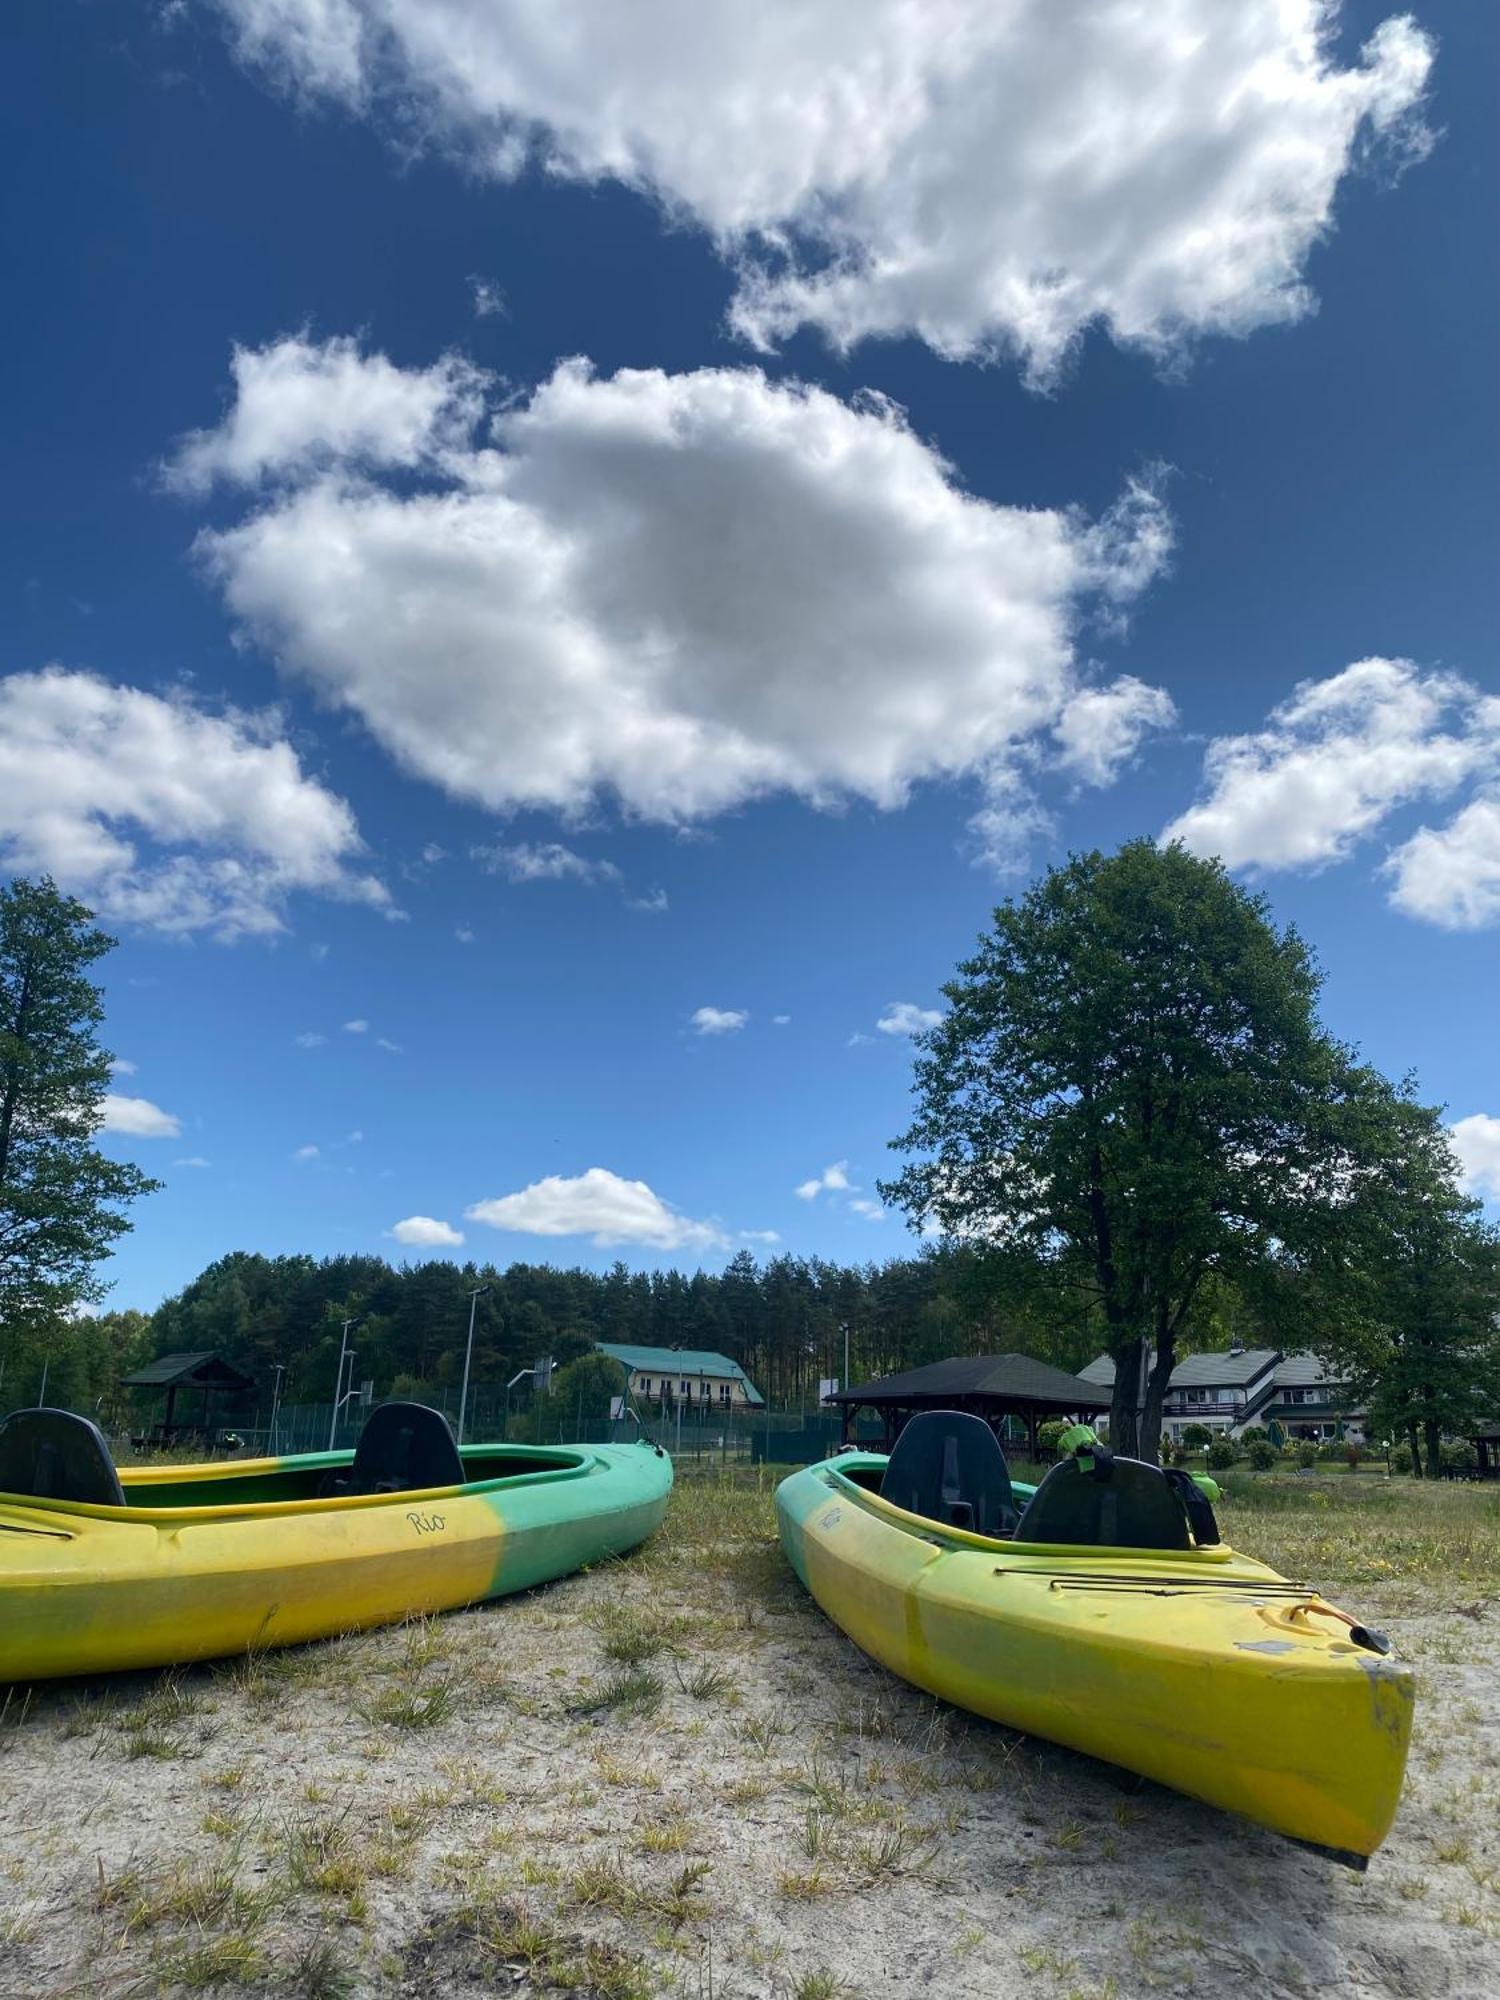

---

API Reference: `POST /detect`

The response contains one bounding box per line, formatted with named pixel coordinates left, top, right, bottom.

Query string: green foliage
left=1, top=878, right=160, bottom=1387
left=1316, top=1093, right=1500, bottom=1478
left=1389, top=1442, right=1414, bottom=1475
left=1180, top=1422, right=1213, bottom=1448
left=1205, top=1436, right=1239, bottom=1470
left=1295, top=1443, right=1318, bottom=1469
left=1245, top=1437, right=1278, bottom=1470
left=1036, top=1417, right=1069, bottom=1454
left=882, top=840, right=1388, bottom=1461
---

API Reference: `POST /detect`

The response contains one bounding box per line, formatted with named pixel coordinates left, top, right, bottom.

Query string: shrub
left=1343, top=1441, right=1364, bottom=1472
left=1389, top=1442, right=1414, bottom=1475
left=1245, top=1438, right=1278, bottom=1471
left=1036, top=1418, right=1070, bottom=1456
left=1295, top=1443, right=1318, bottom=1470
left=1180, top=1424, right=1213, bottom=1449
left=1440, top=1441, right=1478, bottom=1472
left=1166, top=1441, right=1189, bottom=1467
left=1238, top=1425, right=1269, bottom=1447
left=1205, top=1436, right=1239, bottom=1470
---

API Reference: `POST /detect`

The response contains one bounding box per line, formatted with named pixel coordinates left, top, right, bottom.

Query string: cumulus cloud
left=0, top=666, right=388, bottom=938
left=740, top=1229, right=781, bottom=1245
left=342, top=1018, right=369, bottom=1033
left=1054, top=678, right=1178, bottom=787
left=389, top=1214, right=465, bottom=1247
left=692, top=1007, right=748, bottom=1036
left=100, top=1093, right=182, bottom=1139
left=376, top=1036, right=403, bottom=1053
left=174, top=1156, right=212, bottom=1169
left=876, top=1002, right=941, bottom=1038
left=210, top=3, right=1434, bottom=384
left=796, top=1162, right=851, bottom=1202
left=295, top=1031, right=327, bottom=1047
left=1386, top=802, right=1500, bottom=931
left=187, top=340, right=1172, bottom=841
left=1449, top=1115, right=1500, bottom=1202
left=294, top=1143, right=320, bottom=1159
left=165, top=335, right=487, bottom=492
left=466, top=1167, right=726, bottom=1250
left=110, top=1057, right=138, bottom=1077
left=848, top=1197, right=886, bottom=1223
left=1165, top=659, right=1500, bottom=926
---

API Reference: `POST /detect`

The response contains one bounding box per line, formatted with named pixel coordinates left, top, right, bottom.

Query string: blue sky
left=3, top=2, right=1497, bottom=1308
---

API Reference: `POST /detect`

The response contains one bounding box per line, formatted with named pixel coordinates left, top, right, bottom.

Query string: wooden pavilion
left=824, top=1353, right=1111, bottom=1459
left=120, top=1352, right=256, bottom=1450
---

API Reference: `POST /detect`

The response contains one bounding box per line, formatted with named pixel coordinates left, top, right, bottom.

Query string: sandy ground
left=1, top=1479, right=1498, bottom=2000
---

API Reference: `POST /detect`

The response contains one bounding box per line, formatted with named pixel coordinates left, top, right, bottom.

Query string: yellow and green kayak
left=0, top=1410, right=671, bottom=1682
left=777, top=1448, right=1413, bottom=1864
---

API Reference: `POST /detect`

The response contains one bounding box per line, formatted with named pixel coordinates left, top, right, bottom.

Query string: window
left=719, top=1382, right=731, bottom=1402
left=680, top=1379, right=690, bottom=1396
left=641, top=1378, right=652, bottom=1396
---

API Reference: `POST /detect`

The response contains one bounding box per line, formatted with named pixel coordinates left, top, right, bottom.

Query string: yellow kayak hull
left=777, top=1455, right=1413, bottom=1862
left=0, top=1440, right=672, bottom=1682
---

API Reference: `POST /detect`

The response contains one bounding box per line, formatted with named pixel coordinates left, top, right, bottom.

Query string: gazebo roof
left=825, top=1353, right=1110, bottom=1412
left=120, top=1351, right=255, bottom=1391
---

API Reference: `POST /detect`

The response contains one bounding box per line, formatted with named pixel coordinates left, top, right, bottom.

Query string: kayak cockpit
left=0, top=1402, right=590, bottom=1519
left=828, top=1407, right=1223, bottom=1555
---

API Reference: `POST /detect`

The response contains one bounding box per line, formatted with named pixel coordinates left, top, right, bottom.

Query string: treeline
left=14, top=1242, right=1104, bottom=1422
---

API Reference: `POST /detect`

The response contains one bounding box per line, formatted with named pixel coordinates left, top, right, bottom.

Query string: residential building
left=1079, top=1347, right=1363, bottom=1443
left=596, top=1343, right=764, bottom=1410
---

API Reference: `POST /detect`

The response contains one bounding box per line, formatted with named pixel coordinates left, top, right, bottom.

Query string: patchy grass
left=4, top=1464, right=1498, bottom=1998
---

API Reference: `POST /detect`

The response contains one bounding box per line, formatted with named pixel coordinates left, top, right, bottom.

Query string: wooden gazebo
left=1468, top=1419, right=1500, bottom=1481
left=825, top=1353, right=1110, bottom=1458
left=120, top=1352, right=255, bottom=1449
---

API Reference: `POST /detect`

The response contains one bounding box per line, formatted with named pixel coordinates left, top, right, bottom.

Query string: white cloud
left=1385, top=801, right=1500, bottom=931
left=173, top=1156, right=212, bottom=1169
left=772, top=1014, right=790, bottom=1026
left=389, top=1214, right=465, bottom=1247
left=100, top=1093, right=181, bottom=1139
left=110, top=1057, right=138, bottom=1076
left=377, top=1036, right=403, bottom=1053
left=876, top=1001, right=941, bottom=1038
left=740, top=1229, right=781, bottom=1246
left=1449, top=1115, right=1500, bottom=1202
left=1054, top=677, right=1178, bottom=787
left=420, top=841, right=447, bottom=864
left=165, top=335, right=487, bottom=493
left=342, top=1018, right=369, bottom=1033
left=0, top=667, right=389, bottom=938
left=1165, top=661, right=1500, bottom=925
left=211, top=4, right=1433, bottom=385
left=466, top=1167, right=726, bottom=1250
left=455, top=925, right=475, bottom=943
left=473, top=841, right=621, bottom=886
left=295, top=1031, right=327, bottom=1047
left=848, top=1197, right=886, bottom=1223
left=190, top=341, right=1171, bottom=835
left=796, top=1161, right=851, bottom=1202
left=294, top=1143, right=320, bottom=1159
left=470, top=276, right=506, bottom=320
left=692, top=1006, right=748, bottom=1036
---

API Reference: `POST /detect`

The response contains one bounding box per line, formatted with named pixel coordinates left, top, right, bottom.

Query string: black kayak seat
left=1013, top=1453, right=1191, bottom=1551
left=320, top=1401, right=464, bottom=1498
left=880, top=1409, right=1018, bottom=1537
left=0, top=1407, right=126, bottom=1508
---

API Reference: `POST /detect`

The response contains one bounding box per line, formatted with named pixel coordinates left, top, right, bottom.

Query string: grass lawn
left=1, top=1467, right=1497, bottom=1998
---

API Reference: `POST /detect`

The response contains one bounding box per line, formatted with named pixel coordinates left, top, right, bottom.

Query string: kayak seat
left=1013, top=1454, right=1191, bottom=1551
left=0, top=1407, right=126, bottom=1508
left=880, top=1410, right=1018, bottom=1537
left=320, top=1401, right=465, bottom=1498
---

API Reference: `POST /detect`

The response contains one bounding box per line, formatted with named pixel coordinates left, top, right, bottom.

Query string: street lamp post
left=328, top=1317, right=362, bottom=1450
left=269, top=1362, right=286, bottom=1455
left=457, top=1285, right=490, bottom=1445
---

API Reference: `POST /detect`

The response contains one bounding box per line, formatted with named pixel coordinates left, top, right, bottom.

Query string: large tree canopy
left=881, top=840, right=1399, bottom=1460
left=0, top=878, right=159, bottom=1355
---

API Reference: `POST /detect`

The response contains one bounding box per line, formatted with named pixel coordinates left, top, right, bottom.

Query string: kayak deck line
left=994, top=1570, right=1320, bottom=1593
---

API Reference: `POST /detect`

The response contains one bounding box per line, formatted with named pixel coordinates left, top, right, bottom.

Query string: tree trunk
left=1139, top=1338, right=1177, bottom=1466
left=1406, top=1421, right=1424, bottom=1479
left=1107, top=1336, right=1150, bottom=1459
left=1423, top=1414, right=1442, bottom=1480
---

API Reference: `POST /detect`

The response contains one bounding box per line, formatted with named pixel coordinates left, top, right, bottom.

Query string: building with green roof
left=597, top=1343, right=764, bottom=1410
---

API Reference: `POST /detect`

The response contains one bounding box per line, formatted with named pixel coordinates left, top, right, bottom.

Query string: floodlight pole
left=269, top=1363, right=286, bottom=1455
left=328, top=1317, right=362, bottom=1449
left=457, top=1285, right=490, bottom=1445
